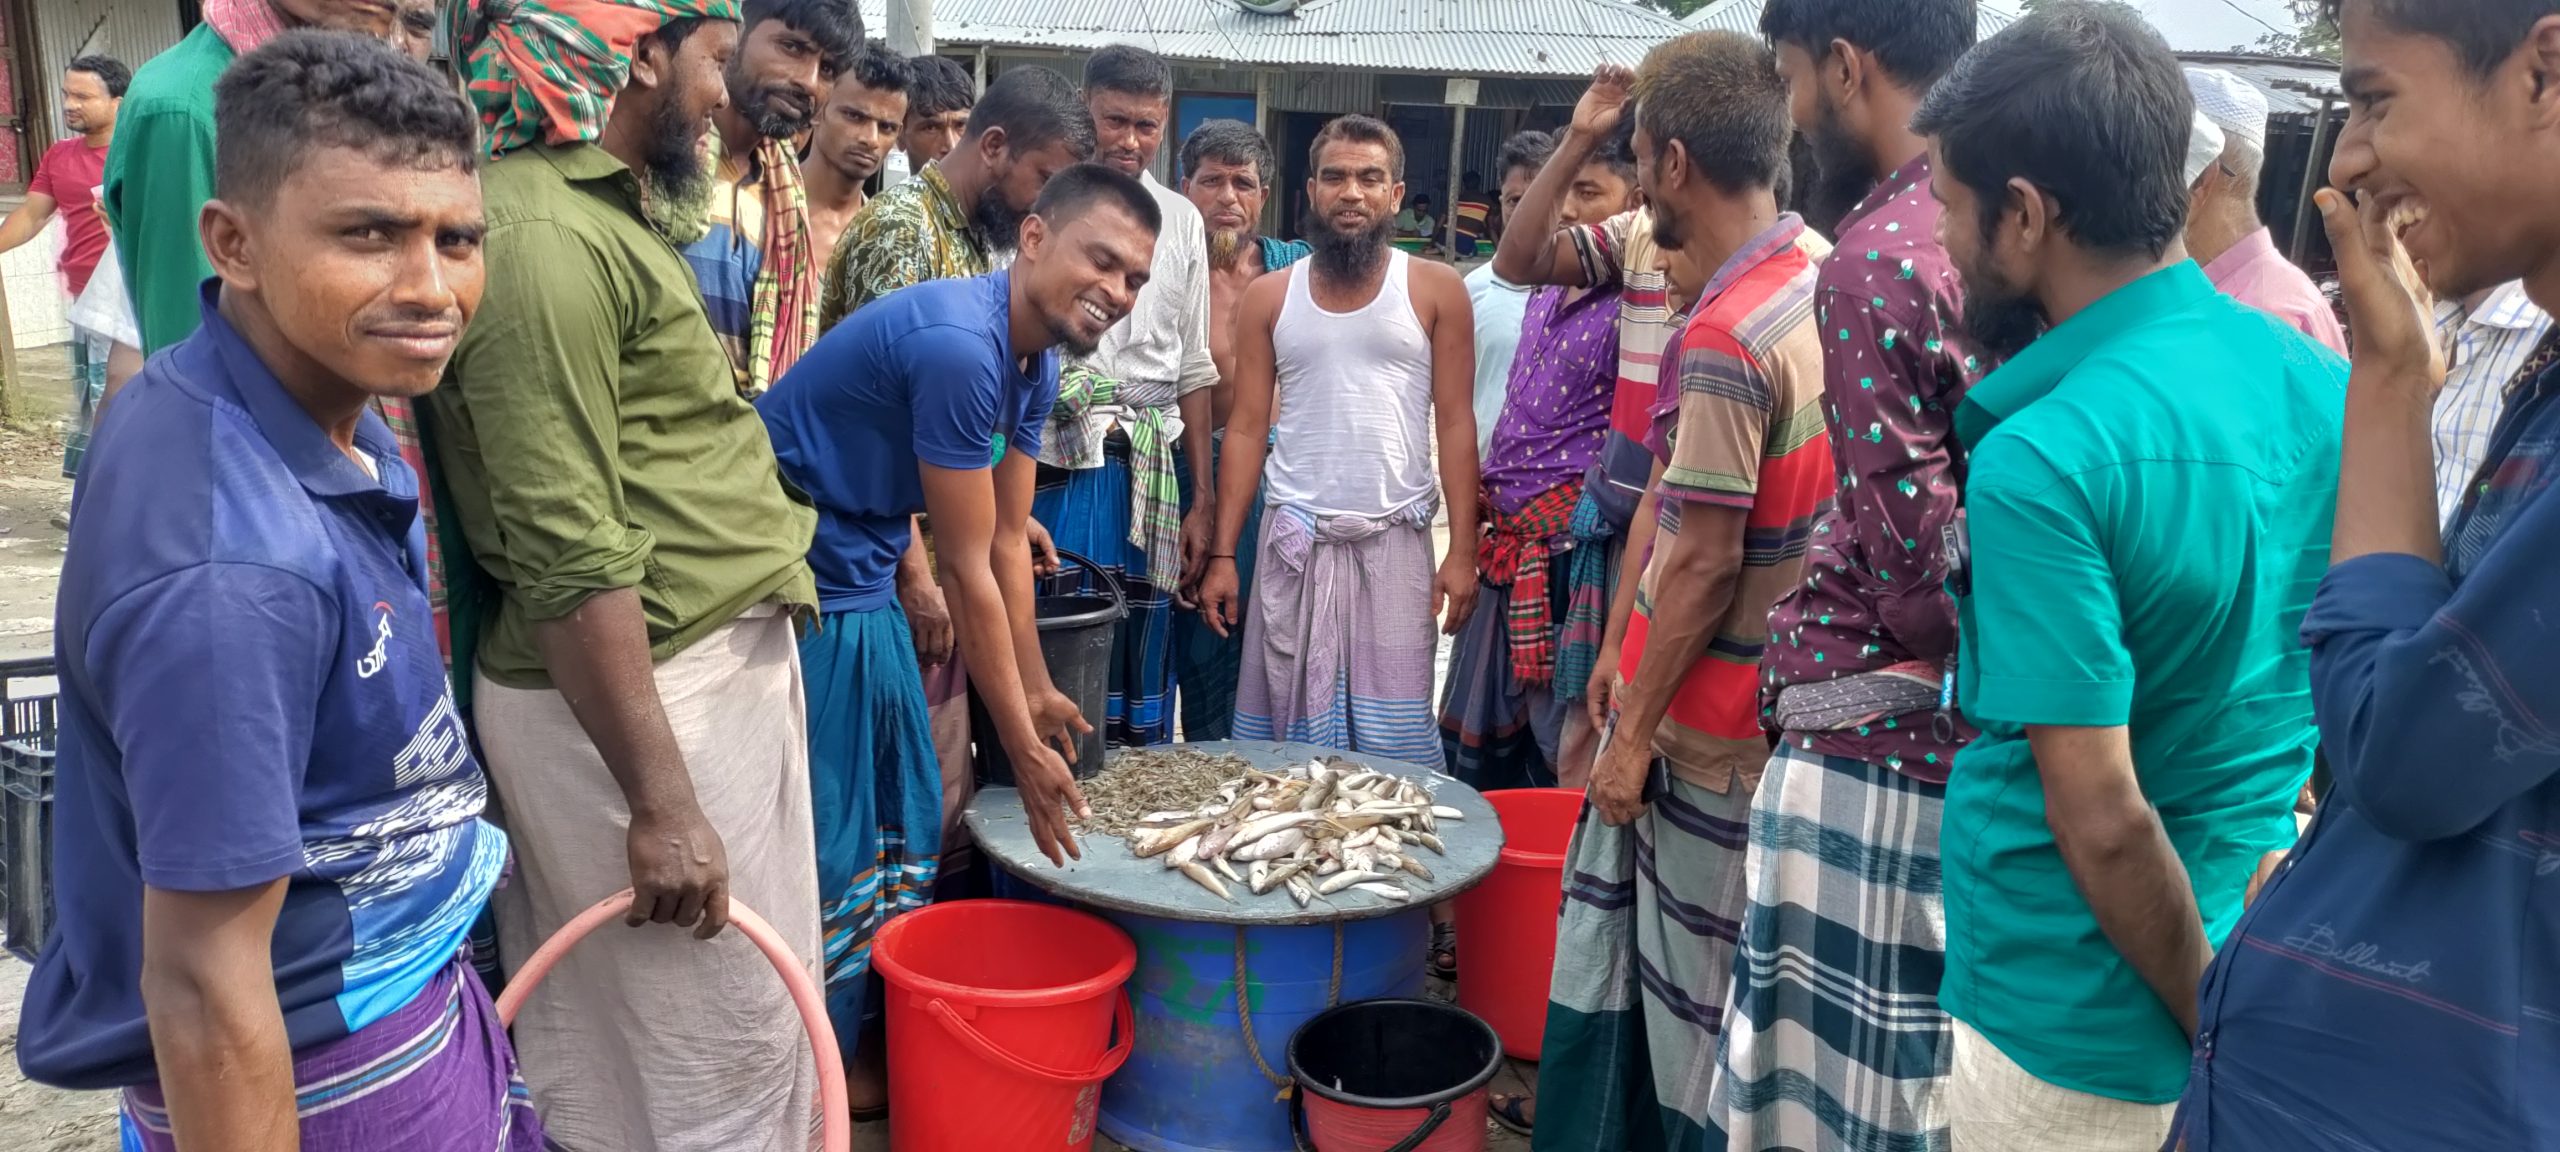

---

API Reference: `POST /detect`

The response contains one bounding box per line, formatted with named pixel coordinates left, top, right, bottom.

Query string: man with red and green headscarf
left=433, top=1, right=827, bottom=1148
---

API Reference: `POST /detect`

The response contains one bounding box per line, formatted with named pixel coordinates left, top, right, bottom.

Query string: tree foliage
left=2241, top=0, right=2342, bottom=60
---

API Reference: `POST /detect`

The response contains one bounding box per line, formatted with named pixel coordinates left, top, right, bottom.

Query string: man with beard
left=756, top=160, right=1147, bottom=1080
left=1441, top=121, right=1633, bottom=800
left=680, top=0, right=859, bottom=396
left=1171, top=117, right=1307, bottom=742
left=1908, top=6, right=2342, bottom=1147
left=1532, top=31, right=1828, bottom=1150
left=2184, top=66, right=2351, bottom=355
left=1197, top=114, right=1478, bottom=772
left=12, top=34, right=543, bottom=1151
left=1032, top=45, right=1213, bottom=749
left=805, top=46, right=911, bottom=268
left=820, top=64, right=1092, bottom=324
left=433, top=3, right=829, bottom=1147
left=2165, top=1, right=2560, bottom=1147
left=1702, top=3, right=1985, bottom=1147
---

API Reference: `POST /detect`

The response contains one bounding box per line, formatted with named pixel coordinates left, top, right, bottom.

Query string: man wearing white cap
left=2184, top=65, right=2349, bottom=355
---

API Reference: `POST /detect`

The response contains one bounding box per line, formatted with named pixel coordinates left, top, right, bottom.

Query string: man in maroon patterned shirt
left=1703, top=2, right=1989, bottom=1149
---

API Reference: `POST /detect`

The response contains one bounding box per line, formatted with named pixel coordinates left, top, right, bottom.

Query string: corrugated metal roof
left=2174, top=52, right=2342, bottom=119
left=1684, top=0, right=2018, bottom=38
left=858, top=0, right=1691, bottom=77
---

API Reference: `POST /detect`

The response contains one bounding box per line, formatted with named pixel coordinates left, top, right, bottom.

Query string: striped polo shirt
left=1568, top=206, right=1676, bottom=528
left=1620, top=214, right=1829, bottom=790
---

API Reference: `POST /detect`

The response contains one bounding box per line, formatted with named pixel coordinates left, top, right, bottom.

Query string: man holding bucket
left=757, top=160, right=1159, bottom=1061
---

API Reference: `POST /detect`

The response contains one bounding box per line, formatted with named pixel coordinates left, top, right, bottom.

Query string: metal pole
left=2288, top=95, right=2338, bottom=265
left=973, top=45, right=988, bottom=94
left=1444, top=104, right=1466, bottom=257
left=887, top=0, right=933, bottom=56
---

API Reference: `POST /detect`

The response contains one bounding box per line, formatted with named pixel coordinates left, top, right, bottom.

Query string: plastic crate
left=0, top=655, right=58, bottom=965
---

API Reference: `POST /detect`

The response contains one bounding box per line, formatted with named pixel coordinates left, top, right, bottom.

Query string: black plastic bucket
left=980, top=548, right=1125, bottom=786
left=1287, top=998, right=1502, bottom=1152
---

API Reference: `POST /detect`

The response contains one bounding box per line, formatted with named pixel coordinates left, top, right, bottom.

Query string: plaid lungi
left=1708, top=744, right=1951, bottom=1152
left=1536, top=761, right=1754, bottom=1151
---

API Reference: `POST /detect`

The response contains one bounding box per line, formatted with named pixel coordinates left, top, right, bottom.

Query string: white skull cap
left=2184, top=66, right=2269, bottom=153
left=2185, top=109, right=2226, bottom=189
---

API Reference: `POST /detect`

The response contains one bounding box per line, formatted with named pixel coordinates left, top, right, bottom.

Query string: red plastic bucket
left=1453, top=787, right=1582, bottom=1059
left=872, top=900, right=1137, bottom=1152
left=1288, top=998, right=1500, bottom=1152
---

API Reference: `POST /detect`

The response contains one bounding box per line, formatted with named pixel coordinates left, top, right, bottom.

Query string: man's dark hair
left=1913, top=0, right=2191, bottom=259
left=67, top=55, right=131, bottom=99
left=849, top=43, right=912, bottom=94
left=214, top=30, right=477, bottom=209
left=1632, top=31, right=1793, bottom=195
left=964, top=65, right=1095, bottom=157
left=742, top=0, right=861, bottom=75
left=1309, top=114, right=1404, bottom=181
left=2324, top=0, right=2560, bottom=78
left=1497, top=130, right=1555, bottom=182
left=1588, top=118, right=1638, bottom=184
left=1759, top=0, right=1978, bottom=89
left=1033, top=160, right=1165, bottom=235
left=648, top=16, right=713, bottom=55
left=1181, top=118, right=1278, bottom=186
left=908, top=54, right=976, bottom=117
left=1084, top=44, right=1173, bottom=99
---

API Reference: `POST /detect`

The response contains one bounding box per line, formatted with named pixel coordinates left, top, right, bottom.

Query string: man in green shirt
left=434, top=2, right=824, bottom=1147
left=1911, top=8, right=2343, bottom=1149
left=105, top=0, right=401, bottom=355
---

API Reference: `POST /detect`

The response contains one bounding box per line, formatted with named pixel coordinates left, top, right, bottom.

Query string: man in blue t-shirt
left=756, top=161, right=1161, bottom=1055
left=15, top=33, right=541, bottom=1152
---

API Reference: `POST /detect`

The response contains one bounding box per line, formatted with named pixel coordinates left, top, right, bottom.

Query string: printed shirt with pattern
left=1761, top=157, right=1986, bottom=781
left=818, top=163, right=991, bottom=333
left=2430, top=281, right=2555, bottom=528
left=1482, top=283, right=1622, bottom=516
left=1619, top=214, right=1830, bottom=791
left=1567, top=205, right=1677, bottom=528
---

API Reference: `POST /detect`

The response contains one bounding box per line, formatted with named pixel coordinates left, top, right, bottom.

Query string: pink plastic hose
left=492, top=889, right=852, bottom=1152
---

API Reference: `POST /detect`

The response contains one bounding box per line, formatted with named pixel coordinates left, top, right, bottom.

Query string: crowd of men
left=6, top=0, right=2559, bottom=1149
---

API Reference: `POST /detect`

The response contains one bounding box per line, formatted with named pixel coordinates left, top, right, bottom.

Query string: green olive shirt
left=102, top=22, right=232, bottom=354
left=431, top=143, right=816, bottom=689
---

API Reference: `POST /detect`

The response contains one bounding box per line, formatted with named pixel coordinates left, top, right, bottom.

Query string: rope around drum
left=1235, top=921, right=1344, bottom=1101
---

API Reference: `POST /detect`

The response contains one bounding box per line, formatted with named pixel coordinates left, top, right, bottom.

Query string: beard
left=972, top=188, right=1027, bottom=255
left=1046, top=309, right=1104, bottom=357
left=1208, top=227, right=1255, bottom=267
left=1806, top=99, right=1881, bottom=229
left=733, top=76, right=815, bottom=139
left=1955, top=242, right=2049, bottom=362
left=1303, top=202, right=1391, bottom=284
left=641, top=97, right=718, bottom=245
left=1650, top=197, right=1685, bottom=255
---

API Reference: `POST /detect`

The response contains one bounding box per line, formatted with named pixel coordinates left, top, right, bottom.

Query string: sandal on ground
left=850, top=1103, right=889, bottom=1124
left=1427, top=921, right=1458, bottom=982
left=1489, top=1092, right=1533, bottom=1135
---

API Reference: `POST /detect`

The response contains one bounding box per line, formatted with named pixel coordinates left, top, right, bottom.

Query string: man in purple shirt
left=1706, top=2, right=1985, bottom=1148
left=1439, top=120, right=1634, bottom=795
left=2185, top=65, right=2352, bottom=356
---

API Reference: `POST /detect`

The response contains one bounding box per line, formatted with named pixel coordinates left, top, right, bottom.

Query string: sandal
left=1490, top=1092, right=1534, bottom=1135
left=1427, top=921, right=1458, bottom=982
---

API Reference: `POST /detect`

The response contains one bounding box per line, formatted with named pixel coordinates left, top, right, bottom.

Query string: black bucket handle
left=1289, top=1089, right=1453, bottom=1152
left=1045, top=547, right=1128, bottom=620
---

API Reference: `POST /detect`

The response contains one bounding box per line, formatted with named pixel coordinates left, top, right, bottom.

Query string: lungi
left=1033, top=448, right=1177, bottom=746
left=1232, top=503, right=1442, bottom=770
left=1708, top=745, right=1950, bottom=1152
left=1439, top=569, right=1598, bottom=791
left=1174, top=431, right=1264, bottom=741
left=120, top=961, right=543, bottom=1151
left=800, top=607, right=941, bottom=1055
left=1537, top=767, right=1754, bottom=1152
left=1947, top=1019, right=2175, bottom=1152
left=62, top=331, right=108, bottom=479
left=475, top=610, right=823, bottom=1152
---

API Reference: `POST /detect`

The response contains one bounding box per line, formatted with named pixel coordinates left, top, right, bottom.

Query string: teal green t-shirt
left=102, top=22, right=233, bottom=355
left=1941, top=263, right=2344, bottom=1104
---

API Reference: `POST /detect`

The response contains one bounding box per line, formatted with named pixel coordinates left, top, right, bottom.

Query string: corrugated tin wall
left=29, top=0, right=182, bottom=153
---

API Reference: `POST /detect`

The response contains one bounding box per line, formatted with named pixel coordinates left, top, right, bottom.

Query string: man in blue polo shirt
left=13, top=32, right=539, bottom=1151
left=1910, top=7, right=2344, bottom=1149
left=755, top=161, right=1159, bottom=1063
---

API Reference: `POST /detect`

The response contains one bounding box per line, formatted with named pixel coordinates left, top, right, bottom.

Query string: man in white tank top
left=1195, top=115, right=1480, bottom=771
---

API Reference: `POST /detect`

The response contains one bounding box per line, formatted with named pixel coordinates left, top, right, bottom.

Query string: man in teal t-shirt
left=1911, top=9, right=2344, bottom=1148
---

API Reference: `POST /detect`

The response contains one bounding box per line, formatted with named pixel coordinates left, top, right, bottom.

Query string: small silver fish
left=1235, top=828, right=1308, bottom=862
left=1285, top=875, right=1316, bottom=907
left=1351, top=881, right=1411, bottom=902
left=1412, top=831, right=1447, bottom=856
left=1430, top=805, right=1465, bottom=821
left=1318, top=869, right=1381, bottom=895
left=1179, top=861, right=1232, bottom=900
left=1129, top=817, right=1214, bottom=858
left=1398, top=856, right=1435, bottom=881
left=1248, top=859, right=1272, bottom=893
left=1213, top=854, right=1244, bottom=884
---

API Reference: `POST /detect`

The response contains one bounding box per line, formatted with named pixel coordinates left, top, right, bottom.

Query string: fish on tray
left=1117, top=759, right=1465, bottom=904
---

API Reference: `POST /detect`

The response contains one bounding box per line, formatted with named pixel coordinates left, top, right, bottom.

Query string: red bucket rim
left=1485, top=787, right=1582, bottom=866
left=871, top=899, right=1136, bottom=1007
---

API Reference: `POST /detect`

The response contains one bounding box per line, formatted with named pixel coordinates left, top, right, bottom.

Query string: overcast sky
left=2129, top=0, right=2303, bottom=51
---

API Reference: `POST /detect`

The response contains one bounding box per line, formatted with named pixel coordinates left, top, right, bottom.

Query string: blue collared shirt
left=2174, top=359, right=2560, bottom=1148
left=17, top=287, right=505, bottom=1090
